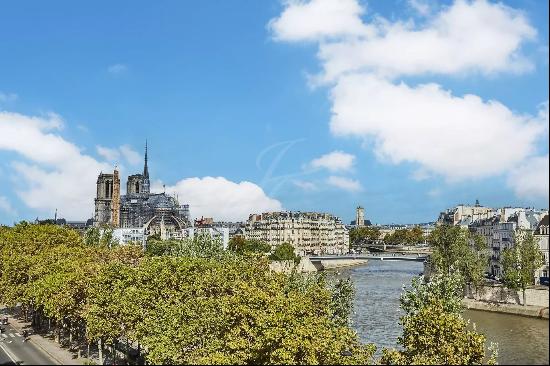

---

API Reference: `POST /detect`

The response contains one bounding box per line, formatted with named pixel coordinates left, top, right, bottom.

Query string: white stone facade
left=112, top=227, right=146, bottom=249
left=534, top=215, right=549, bottom=283
left=470, top=209, right=548, bottom=280
left=244, top=211, right=349, bottom=256
left=185, top=226, right=230, bottom=249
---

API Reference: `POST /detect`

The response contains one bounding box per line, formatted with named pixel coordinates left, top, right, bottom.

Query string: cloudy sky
left=0, top=0, right=548, bottom=225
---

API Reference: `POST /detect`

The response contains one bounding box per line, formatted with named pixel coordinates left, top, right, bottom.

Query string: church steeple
left=142, top=140, right=150, bottom=194
left=143, top=140, right=149, bottom=179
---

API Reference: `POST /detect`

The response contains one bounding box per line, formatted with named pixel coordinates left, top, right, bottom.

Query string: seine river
left=333, top=260, right=549, bottom=365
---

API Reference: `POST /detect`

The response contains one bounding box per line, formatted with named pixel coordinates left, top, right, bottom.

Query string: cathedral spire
left=143, top=140, right=149, bottom=179
left=142, top=140, right=151, bottom=194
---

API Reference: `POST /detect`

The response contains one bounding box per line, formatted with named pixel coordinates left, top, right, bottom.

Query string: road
left=0, top=322, right=58, bottom=365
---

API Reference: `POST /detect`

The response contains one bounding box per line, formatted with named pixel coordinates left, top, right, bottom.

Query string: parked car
left=539, top=277, right=549, bottom=286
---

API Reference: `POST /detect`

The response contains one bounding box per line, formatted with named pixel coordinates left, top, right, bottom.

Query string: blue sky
left=0, top=0, right=548, bottom=225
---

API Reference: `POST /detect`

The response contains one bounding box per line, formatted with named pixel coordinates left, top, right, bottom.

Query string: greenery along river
left=334, top=260, right=549, bottom=365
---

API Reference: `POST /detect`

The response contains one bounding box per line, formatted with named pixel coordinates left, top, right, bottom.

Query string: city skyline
left=1, top=0, right=549, bottom=225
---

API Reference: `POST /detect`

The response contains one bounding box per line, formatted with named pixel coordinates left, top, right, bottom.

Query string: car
left=539, top=277, right=549, bottom=286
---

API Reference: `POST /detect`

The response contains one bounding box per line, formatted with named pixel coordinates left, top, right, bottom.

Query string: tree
left=145, top=238, right=178, bottom=256
left=427, top=225, right=488, bottom=291
left=501, top=232, right=543, bottom=306
left=269, top=242, right=300, bottom=263
left=228, top=236, right=271, bottom=255
left=380, top=274, right=497, bottom=365
left=84, top=227, right=101, bottom=247
left=85, top=255, right=377, bottom=365
left=406, top=226, right=425, bottom=245
left=84, top=226, right=119, bottom=248
left=349, top=227, right=381, bottom=249
left=383, top=229, right=410, bottom=246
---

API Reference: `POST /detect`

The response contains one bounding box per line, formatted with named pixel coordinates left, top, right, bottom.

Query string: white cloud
left=96, top=144, right=142, bottom=166
left=1, top=111, right=282, bottom=222
left=408, top=0, right=431, bottom=16
left=270, top=0, right=547, bottom=202
left=107, top=63, right=128, bottom=74
left=0, top=111, right=112, bottom=219
left=327, top=176, right=362, bottom=192
left=272, top=0, right=536, bottom=83
left=96, top=145, right=120, bottom=161
left=0, top=196, right=16, bottom=216
left=268, top=0, right=374, bottom=42
left=293, top=180, right=318, bottom=191
left=120, top=144, right=141, bottom=165
left=427, top=188, right=442, bottom=198
left=0, top=92, right=18, bottom=103
left=309, top=150, right=355, bottom=172
left=154, top=177, right=283, bottom=222
left=330, top=75, right=546, bottom=181
left=507, top=155, right=549, bottom=201
left=411, top=168, right=432, bottom=181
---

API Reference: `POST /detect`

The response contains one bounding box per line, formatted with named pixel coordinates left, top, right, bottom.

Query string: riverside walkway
left=310, top=253, right=428, bottom=262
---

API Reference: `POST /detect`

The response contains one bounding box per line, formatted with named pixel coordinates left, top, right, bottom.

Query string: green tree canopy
left=85, top=255, right=376, bottom=365
left=502, top=232, right=543, bottom=306
left=427, top=225, right=488, bottom=290
left=349, top=226, right=381, bottom=246
left=228, top=236, right=271, bottom=255
left=269, top=242, right=300, bottom=263
left=407, top=226, right=425, bottom=245
left=381, top=274, right=497, bottom=365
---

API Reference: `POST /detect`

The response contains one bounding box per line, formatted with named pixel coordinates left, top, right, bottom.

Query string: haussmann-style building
left=244, top=211, right=349, bottom=256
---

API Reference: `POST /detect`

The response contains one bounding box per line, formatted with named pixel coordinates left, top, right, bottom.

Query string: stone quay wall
left=269, top=257, right=368, bottom=273
left=464, top=284, right=549, bottom=307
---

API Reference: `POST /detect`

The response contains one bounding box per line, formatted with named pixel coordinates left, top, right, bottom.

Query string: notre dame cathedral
left=94, top=142, right=191, bottom=238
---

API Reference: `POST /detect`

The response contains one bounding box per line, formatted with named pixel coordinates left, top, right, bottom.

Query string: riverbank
left=269, top=257, right=369, bottom=273
left=463, top=298, right=549, bottom=319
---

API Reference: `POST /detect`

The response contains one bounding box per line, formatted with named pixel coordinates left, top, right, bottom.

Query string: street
left=0, top=322, right=58, bottom=365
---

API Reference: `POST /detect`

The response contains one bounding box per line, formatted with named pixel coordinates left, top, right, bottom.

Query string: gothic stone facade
left=94, top=143, right=190, bottom=238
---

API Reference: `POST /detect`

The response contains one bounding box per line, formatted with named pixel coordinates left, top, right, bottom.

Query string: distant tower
left=111, top=167, right=121, bottom=227
left=142, top=140, right=150, bottom=194
left=356, top=206, right=365, bottom=227
left=94, top=172, right=114, bottom=226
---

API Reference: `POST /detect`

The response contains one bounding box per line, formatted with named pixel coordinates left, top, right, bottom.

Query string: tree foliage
left=85, top=254, right=375, bottom=364
left=427, top=225, right=488, bottom=290
left=84, top=226, right=119, bottom=248
left=501, top=232, right=543, bottom=306
left=382, top=227, right=425, bottom=246
left=269, top=242, right=300, bottom=263
left=349, top=226, right=381, bottom=246
left=228, top=236, right=271, bottom=255
left=1, top=223, right=377, bottom=365
left=381, top=274, right=497, bottom=365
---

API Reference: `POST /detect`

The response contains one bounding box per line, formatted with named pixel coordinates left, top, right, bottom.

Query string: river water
left=333, top=260, right=549, bottom=365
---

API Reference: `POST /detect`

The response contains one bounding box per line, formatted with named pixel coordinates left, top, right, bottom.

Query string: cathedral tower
left=111, top=168, right=121, bottom=227
left=126, top=141, right=151, bottom=195
left=94, top=172, right=114, bottom=226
